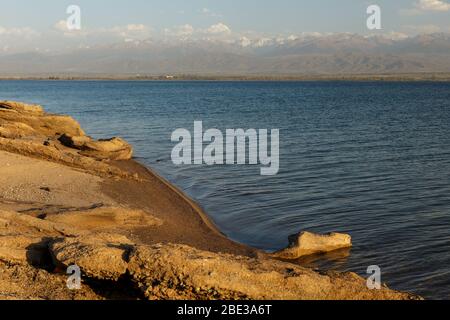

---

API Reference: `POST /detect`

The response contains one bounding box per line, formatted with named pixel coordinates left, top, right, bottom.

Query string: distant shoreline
left=1, top=73, right=450, bottom=82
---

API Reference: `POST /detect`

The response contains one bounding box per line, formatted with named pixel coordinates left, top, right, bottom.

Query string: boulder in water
left=271, top=231, right=352, bottom=259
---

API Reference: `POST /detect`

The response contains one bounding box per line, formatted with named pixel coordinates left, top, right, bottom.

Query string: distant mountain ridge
left=1, top=33, right=450, bottom=76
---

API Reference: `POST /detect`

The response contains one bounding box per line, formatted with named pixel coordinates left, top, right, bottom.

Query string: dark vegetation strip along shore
left=1, top=73, right=450, bottom=81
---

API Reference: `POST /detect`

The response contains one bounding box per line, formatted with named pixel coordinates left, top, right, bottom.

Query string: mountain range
left=1, top=33, right=450, bottom=76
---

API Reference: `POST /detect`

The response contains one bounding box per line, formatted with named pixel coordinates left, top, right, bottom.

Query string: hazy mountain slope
left=1, top=33, right=450, bottom=75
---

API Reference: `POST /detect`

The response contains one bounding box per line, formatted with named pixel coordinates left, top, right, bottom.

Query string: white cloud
left=0, top=26, right=40, bottom=53
left=200, top=8, right=222, bottom=17
left=53, top=20, right=68, bottom=32
left=111, top=24, right=151, bottom=40
left=206, top=23, right=231, bottom=35
left=164, top=22, right=235, bottom=42
left=165, top=23, right=233, bottom=41
left=401, top=0, right=450, bottom=15
left=52, top=21, right=152, bottom=41
left=175, top=24, right=194, bottom=36
left=404, top=24, right=442, bottom=34
left=416, top=0, right=450, bottom=11
left=124, top=24, right=147, bottom=32
left=399, top=8, right=422, bottom=16
left=164, top=24, right=195, bottom=40
left=0, top=26, right=39, bottom=38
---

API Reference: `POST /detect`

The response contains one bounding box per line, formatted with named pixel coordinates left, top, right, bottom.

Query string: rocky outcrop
left=0, top=208, right=420, bottom=300
left=50, top=233, right=133, bottom=281
left=0, top=235, right=48, bottom=266
left=127, top=243, right=416, bottom=300
left=0, top=121, right=36, bottom=139
left=0, top=210, right=85, bottom=267
left=0, top=101, right=44, bottom=114
left=0, top=263, right=102, bottom=300
left=0, top=137, right=131, bottom=178
left=0, top=101, right=84, bottom=137
left=0, top=210, right=84, bottom=239
left=0, top=101, right=133, bottom=177
left=46, top=230, right=419, bottom=300
left=0, top=211, right=106, bottom=300
left=59, top=134, right=133, bottom=160
left=44, top=206, right=163, bottom=231
left=271, top=232, right=352, bottom=259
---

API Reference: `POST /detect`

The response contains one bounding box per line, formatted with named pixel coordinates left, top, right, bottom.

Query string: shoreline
left=130, top=159, right=227, bottom=238
left=1, top=73, right=450, bottom=82
left=0, top=100, right=421, bottom=300
left=100, top=157, right=257, bottom=257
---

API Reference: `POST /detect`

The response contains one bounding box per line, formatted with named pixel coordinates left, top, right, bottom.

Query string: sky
left=1, top=0, right=450, bottom=52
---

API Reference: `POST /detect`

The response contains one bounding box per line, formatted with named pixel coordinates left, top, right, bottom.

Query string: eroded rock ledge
left=0, top=101, right=133, bottom=178
left=0, top=101, right=421, bottom=300
left=0, top=210, right=420, bottom=300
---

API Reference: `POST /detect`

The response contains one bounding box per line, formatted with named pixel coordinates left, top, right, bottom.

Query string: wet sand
left=102, top=159, right=258, bottom=257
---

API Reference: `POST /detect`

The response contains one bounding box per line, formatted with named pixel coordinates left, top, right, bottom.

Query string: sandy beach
left=0, top=100, right=420, bottom=300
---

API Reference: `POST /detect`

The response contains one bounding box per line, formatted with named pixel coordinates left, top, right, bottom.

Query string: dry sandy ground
left=0, top=150, right=253, bottom=256
left=0, top=151, right=115, bottom=210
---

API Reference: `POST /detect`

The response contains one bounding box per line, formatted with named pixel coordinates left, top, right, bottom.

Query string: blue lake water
left=1, top=80, right=450, bottom=299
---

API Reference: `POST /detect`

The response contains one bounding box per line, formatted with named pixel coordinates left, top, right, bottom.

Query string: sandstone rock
left=58, top=134, right=92, bottom=149
left=0, top=205, right=418, bottom=300
left=45, top=206, right=163, bottom=231
left=271, top=231, right=352, bottom=259
left=0, top=235, right=47, bottom=266
left=0, top=137, right=131, bottom=178
left=83, top=137, right=133, bottom=160
left=0, top=105, right=85, bottom=137
left=0, top=217, right=9, bottom=228
left=0, top=210, right=85, bottom=238
left=0, top=101, right=43, bottom=114
left=127, top=243, right=418, bottom=300
left=0, top=262, right=103, bottom=300
left=59, top=134, right=133, bottom=160
left=49, top=233, right=134, bottom=281
left=0, top=121, right=36, bottom=139
left=0, top=211, right=70, bottom=268
left=0, top=101, right=135, bottom=176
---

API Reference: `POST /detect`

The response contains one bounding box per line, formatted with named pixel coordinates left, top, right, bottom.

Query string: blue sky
left=1, top=0, right=450, bottom=52
left=1, top=0, right=449, bottom=33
